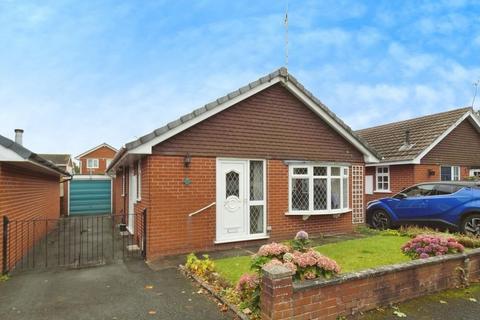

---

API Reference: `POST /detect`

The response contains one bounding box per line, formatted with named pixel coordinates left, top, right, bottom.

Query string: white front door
left=216, top=159, right=248, bottom=242
left=216, top=159, right=267, bottom=243
left=128, top=166, right=136, bottom=233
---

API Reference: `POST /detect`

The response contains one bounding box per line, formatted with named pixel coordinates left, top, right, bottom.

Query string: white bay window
left=288, top=164, right=349, bottom=215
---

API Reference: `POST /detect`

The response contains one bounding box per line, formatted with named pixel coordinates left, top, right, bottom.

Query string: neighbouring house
left=38, top=154, right=74, bottom=215
left=356, top=107, right=480, bottom=203
left=0, top=129, right=69, bottom=272
left=75, top=143, right=117, bottom=175
left=107, top=68, right=379, bottom=260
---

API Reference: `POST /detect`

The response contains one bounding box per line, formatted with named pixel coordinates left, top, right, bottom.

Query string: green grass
left=315, top=235, right=411, bottom=273
left=215, top=255, right=252, bottom=284
left=214, top=235, right=411, bottom=284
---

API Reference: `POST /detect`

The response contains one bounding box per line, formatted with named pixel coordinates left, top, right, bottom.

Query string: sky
left=1, top=0, right=479, bottom=156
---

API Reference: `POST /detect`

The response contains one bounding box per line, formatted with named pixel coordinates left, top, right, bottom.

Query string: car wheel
left=461, top=214, right=480, bottom=237
left=370, top=210, right=391, bottom=230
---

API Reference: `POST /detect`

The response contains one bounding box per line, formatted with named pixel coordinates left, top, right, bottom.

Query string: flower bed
left=183, top=231, right=341, bottom=319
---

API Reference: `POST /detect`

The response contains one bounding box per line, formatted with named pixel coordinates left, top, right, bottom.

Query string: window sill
left=214, top=234, right=269, bottom=244
left=285, top=209, right=352, bottom=216
left=374, top=190, right=392, bottom=194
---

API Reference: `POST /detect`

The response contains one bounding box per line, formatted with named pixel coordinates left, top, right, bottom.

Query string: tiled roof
left=0, top=135, right=70, bottom=176
left=115, top=67, right=378, bottom=155
left=38, top=154, right=71, bottom=166
left=356, top=107, right=472, bottom=162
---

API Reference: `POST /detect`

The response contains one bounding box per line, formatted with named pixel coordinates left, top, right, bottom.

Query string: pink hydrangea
left=295, top=230, right=309, bottom=240
left=402, top=235, right=464, bottom=260
left=292, top=249, right=341, bottom=274
left=264, top=258, right=297, bottom=274
left=235, top=273, right=259, bottom=292
left=257, top=242, right=290, bottom=257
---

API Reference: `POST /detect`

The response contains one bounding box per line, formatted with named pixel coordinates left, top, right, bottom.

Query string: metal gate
left=2, top=211, right=146, bottom=274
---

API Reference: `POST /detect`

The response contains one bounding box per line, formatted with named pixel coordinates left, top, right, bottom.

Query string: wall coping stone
left=293, top=248, right=480, bottom=292
left=262, top=264, right=293, bottom=280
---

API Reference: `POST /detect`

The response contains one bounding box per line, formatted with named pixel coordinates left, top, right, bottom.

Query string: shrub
left=454, top=234, right=480, bottom=248
left=185, top=253, right=215, bottom=279
left=402, top=235, right=464, bottom=259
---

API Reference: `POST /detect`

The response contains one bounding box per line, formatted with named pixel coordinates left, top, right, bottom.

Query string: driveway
left=0, top=260, right=234, bottom=320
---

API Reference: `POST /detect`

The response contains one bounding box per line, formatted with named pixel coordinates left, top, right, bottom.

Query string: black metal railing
left=1, top=211, right=146, bottom=274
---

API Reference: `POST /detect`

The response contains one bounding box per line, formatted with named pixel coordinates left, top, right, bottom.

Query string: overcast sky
left=1, top=0, right=479, bottom=156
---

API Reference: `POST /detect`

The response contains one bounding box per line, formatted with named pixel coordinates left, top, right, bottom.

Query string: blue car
left=366, top=182, right=480, bottom=236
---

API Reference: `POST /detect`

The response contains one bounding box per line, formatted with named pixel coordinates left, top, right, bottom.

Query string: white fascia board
left=365, top=160, right=419, bottom=167
left=413, top=111, right=475, bottom=163
left=72, top=175, right=111, bottom=180
left=128, top=77, right=282, bottom=155
left=284, top=81, right=379, bottom=163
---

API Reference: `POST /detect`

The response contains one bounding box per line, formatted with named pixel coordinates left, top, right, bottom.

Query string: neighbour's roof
left=108, top=67, right=380, bottom=172
left=75, top=143, right=118, bottom=159
left=0, top=134, right=70, bottom=176
left=38, top=154, right=72, bottom=167
left=356, top=107, right=475, bottom=163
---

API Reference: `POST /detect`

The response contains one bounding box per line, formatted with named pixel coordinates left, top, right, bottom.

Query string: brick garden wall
left=145, top=155, right=360, bottom=261
left=0, top=163, right=60, bottom=272
left=260, top=248, right=480, bottom=320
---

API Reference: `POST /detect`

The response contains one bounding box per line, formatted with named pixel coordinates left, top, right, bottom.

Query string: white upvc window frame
left=247, top=159, right=267, bottom=236
left=136, top=160, right=142, bottom=201
left=441, top=165, right=460, bottom=181
left=287, top=164, right=350, bottom=215
left=469, top=169, right=480, bottom=178
left=86, top=158, right=99, bottom=169
left=375, top=166, right=390, bottom=193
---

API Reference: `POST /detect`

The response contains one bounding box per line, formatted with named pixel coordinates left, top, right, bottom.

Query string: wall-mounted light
left=184, top=153, right=192, bottom=168
left=428, top=169, right=435, bottom=176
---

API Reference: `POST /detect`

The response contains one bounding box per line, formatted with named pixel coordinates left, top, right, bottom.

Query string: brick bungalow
left=356, top=107, right=480, bottom=204
left=107, top=68, right=379, bottom=260
left=0, top=130, right=69, bottom=272
left=76, top=143, right=117, bottom=175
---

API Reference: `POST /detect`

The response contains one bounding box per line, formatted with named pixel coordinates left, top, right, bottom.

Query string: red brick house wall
left=79, top=146, right=116, bottom=175
left=112, top=83, right=369, bottom=260
left=142, top=156, right=359, bottom=260
left=0, top=163, right=60, bottom=271
left=365, top=164, right=472, bottom=203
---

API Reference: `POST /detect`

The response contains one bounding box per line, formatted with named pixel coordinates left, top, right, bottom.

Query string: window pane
left=441, top=166, right=452, bottom=181
left=331, top=167, right=340, bottom=176
left=293, top=167, right=308, bottom=175
left=331, top=178, right=341, bottom=209
left=292, top=178, right=309, bottom=210
left=383, top=167, right=389, bottom=173
left=313, top=178, right=327, bottom=210
left=250, top=161, right=263, bottom=200
left=313, top=166, right=327, bottom=176
left=435, top=184, right=462, bottom=195
left=453, top=167, right=460, bottom=181
left=342, top=177, right=348, bottom=208
left=225, top=171, right=240, bottom=198
left=249, top=205, right=264, bottom=234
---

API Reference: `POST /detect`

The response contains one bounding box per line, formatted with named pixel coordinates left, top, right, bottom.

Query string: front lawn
left=214, top=234, right=411, bottom=284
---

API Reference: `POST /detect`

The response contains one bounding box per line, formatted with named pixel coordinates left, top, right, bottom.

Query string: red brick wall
left=261, top=249, right=480, bottom=320
left=144, top=155, right=359, bottom=260
left=0, top=163, right=60, bottom=271
left=79, top=146, right=116, bottom=175
left=366, top=164, right=472, bottom=203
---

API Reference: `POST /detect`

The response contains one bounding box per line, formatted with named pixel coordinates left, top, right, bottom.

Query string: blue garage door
left=70, top=179, right=111, bottom=215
